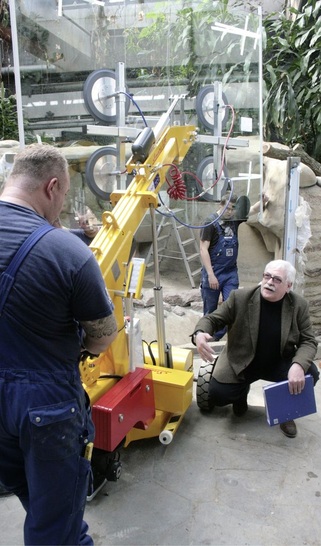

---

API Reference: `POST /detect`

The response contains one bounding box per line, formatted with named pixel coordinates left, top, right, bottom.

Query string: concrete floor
left=1, top=272, right=321, bottom=546
left=1, top=355, right=321, bottom=546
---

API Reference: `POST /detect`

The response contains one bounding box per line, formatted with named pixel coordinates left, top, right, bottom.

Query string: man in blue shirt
left=200, top=193, right=240, bottom=322
left=0, top=143, right=117, bottom=545
left=200, top=193, right=266, bottom=340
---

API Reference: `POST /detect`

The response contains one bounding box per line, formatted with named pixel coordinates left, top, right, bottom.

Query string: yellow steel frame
left=81, top=122, right=196, bottom=444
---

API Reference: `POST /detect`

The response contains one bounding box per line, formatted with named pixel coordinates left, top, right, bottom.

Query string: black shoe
left=233, top=397, right=248, bottom=417
left=280, top=420, right=297, bottom=438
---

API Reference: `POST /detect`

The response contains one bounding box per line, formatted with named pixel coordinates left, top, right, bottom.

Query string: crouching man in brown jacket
left=191, top=259, right=319, bottom=438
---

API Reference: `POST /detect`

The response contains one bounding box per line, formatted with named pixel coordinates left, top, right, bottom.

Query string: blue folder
left=263, top=374, right=317, bottom=426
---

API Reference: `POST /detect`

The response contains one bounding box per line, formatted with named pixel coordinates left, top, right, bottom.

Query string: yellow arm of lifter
left=82, top=122, right=196, bottom=389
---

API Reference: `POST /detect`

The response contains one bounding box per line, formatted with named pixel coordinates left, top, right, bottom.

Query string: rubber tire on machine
left=83, top=68, right=130, bottom=124
left=196, top=359, right=217, bottom=412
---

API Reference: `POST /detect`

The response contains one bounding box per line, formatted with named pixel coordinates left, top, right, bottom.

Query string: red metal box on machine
left=92, top=367, right=155, bottom=452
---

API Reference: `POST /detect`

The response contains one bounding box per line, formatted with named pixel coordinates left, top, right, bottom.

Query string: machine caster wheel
left=87, top=447, right=122, bottom=501
left=105, top=459, right=122, bottom=482
left=196, top=359, right=217, bottom=412
left=159, top=430, right=173, bottom=445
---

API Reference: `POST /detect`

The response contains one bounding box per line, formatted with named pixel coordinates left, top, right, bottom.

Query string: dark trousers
left=209, top=361, right=320, bottom=407
left=0, top=369, right=94, bottom=546
left=201, top=268, right=239, bottom=339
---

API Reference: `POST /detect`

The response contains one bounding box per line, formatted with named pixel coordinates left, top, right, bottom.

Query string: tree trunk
left=263, top=143, right=321, bottom=176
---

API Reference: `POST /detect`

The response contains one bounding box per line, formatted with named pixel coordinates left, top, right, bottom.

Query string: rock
left=134, top=304, right=202, bottom=346
left=191, top=301, right=203, bottom=312
left=147, top=306, right=168, bottom=318
left=138, top=287, right=201, bottom=308
left=172, top=306, right=186, bottom=316
left=300, top=163, right=317, bottom=188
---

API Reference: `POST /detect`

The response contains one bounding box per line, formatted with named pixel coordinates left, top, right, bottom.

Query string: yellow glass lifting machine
left=79, top=95, right=197, bottom=498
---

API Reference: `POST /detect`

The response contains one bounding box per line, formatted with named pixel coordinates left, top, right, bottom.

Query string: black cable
left=142, top=339, right=157, bottom=366
left=98, top=375, right=123, bottom=380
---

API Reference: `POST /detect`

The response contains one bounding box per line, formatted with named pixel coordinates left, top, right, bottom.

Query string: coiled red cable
left=163, top=104, right=235, bottom=201
left=165, top=164, right=186, bottom=200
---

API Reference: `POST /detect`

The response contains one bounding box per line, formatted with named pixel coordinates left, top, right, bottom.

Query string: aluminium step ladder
left=145, top=209, right=201, bottom=288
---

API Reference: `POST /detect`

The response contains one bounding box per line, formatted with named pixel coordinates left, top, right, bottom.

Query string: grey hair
left=264, top=259, right=296, bottom=285
left=9, top=143, right=69, bottom=192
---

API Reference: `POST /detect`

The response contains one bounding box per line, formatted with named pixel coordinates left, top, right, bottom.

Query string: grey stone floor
left=1, top=272, right=321, bottom=545
left=1, top=357, right=321, bottom=546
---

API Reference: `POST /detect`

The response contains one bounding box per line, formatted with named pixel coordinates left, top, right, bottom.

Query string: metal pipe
left=283, top=157, right=300, bottom=267
left=153, top=96, right=181, bottom=141
left=116, top=62, right=127, bottom=191
left=1, top=65, right=58, bottom=74
left=8, top=0, right=25, bottom=147
left=258, top=6, right=264, bottom=218
left=27, top=119, right=94, bottom=130
left=150, top=206, right=166, bottom=366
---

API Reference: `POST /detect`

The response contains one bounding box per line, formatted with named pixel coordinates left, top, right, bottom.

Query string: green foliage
left=0, top=85, right=33, bottom=143
left=125, top=0, right=321, bottom=160
left=125, top=0, right=259, bottom=97
left=0, top=85, right=19, bottom=141
left=263, top=0, right=321, bottom=159
left=5, top=0, right=320, bottom=162
left=0, top=0, right=10, bottom=27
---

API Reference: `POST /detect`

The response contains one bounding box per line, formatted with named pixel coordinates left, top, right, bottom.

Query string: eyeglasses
left=262, top=273, right=284, bottom=285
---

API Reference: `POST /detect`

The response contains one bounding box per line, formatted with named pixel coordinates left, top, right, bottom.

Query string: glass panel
left=7, top=0, right=262, bottom=229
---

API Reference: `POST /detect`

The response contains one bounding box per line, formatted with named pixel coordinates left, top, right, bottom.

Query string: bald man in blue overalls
left=0, top=144, right=118, bottom=545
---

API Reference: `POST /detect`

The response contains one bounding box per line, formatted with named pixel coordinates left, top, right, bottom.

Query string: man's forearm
left=81, top=314, right=118, bottom=354
left=200, top=249, right=215, bottom=278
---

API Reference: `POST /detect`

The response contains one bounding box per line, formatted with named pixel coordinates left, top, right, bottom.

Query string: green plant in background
left=0, top=84, right=19, bottom=141
left=263, top=0, right=321, bottom=160
left=90, top=5, right=113, bottom=70
left=128, top=0, right=321, bottom=162
left=172, top=0, right=259, bottom=95
left=2, top=0, right=320, bottom=163
left=124, top=7, right=173, bottom=80
left=125, top=0, right=321, bottom=163
left=0, top=83, right=34, bottom=143
left=125, top=0, right=258, bottom=96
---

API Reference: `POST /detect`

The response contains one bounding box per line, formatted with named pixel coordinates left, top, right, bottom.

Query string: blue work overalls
left=0, top=226, right=94, bottom=546
left=201, top=221, right=239, bottom=338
